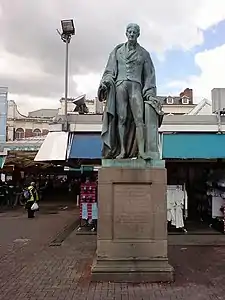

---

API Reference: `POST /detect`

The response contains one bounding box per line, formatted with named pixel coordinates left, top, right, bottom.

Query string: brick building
left=6, top=100, right=53, bottom=141
left=159, top=88, right=195, bottom=115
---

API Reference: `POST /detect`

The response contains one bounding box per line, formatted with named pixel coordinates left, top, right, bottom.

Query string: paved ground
left=168, top=233, right=225, bottom=246
left=1, top=207, right=225, bottom=300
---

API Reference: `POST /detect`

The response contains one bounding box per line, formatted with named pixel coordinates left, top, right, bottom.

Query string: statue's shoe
left=116, top=152, right=126, bottom=159
left=139, top=152, right=151, bottom=160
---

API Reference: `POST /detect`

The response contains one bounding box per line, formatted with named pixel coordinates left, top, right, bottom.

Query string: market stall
left=166, top=161, right=225, bottom=234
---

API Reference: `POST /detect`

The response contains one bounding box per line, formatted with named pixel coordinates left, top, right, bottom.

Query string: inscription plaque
left=113, top=184, right=153, bottom=239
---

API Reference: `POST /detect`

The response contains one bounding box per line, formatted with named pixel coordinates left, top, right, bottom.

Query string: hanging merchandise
left=167, top=187, right=176, bottom=225
left=80, top=180, right=97, bottom=219
left=183, top=184, right=188, bottom=219
left=206, top=170, right=225, bottom=233
left=80, top=202, right=98, bottom=220
left=1, top=173, right=5, bottom=182
left=212, top=196, right=224, bottom=218
left=167, top=185, right=187, bottom=232
left=77, top=178, right=98, bottom=233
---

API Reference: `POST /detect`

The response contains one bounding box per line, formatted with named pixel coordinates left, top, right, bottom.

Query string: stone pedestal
left=91, top=160, right=174, bottom=282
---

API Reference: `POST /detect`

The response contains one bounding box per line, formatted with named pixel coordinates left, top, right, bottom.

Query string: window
left=6, top=126, right=8, bottom=141
left=15, top=128, right=24, bottom=140
left=33, top=128, right=42, bottom=137
left=182, top=96, right=189, bottom=104
left=167, top=97, right=174, bottom=104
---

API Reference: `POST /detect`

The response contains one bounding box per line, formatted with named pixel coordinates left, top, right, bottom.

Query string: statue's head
left=126, top=23, right=140, bottom=43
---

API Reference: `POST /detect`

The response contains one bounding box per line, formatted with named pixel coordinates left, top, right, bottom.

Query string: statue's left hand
left=146, top=94, right=155, bottom=101
left=145, top=94, right=164, bottom=115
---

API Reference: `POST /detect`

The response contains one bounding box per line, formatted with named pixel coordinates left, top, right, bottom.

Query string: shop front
left=163, top=133, right=225, bottom=234
left=34, top=132, right=100, bottom=208
left=67, top=133, right=100, bottom=228
left=34, top=130, right=225, bottom=234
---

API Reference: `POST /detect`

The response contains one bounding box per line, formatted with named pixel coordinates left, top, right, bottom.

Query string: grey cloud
left=0, top=0, right=206, bottom=105
left=0, top=75, right=63, bottom=98
left=0, top=73, right=78, bottom=99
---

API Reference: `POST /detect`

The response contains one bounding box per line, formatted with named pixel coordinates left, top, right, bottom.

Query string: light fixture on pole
left=57, top=19, right=75, bottom=131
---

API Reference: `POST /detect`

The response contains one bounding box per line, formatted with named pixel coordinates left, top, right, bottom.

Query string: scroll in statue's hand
left=146, top=94, right=159, bottom=106
left=146, top=94, right=164, bottom=115
left=146, top=94, right=156, bottom=101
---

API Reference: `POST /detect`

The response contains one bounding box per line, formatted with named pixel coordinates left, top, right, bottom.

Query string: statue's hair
left=126, top=23, right=140, bottom=35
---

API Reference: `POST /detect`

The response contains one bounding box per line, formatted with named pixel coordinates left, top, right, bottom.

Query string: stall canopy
left=68, top=134, right=102, bottom=159
left=34, top=132, right=225, bottom=162
left=0, top=155, right=6, bottom=168
left=5, top=136, right=45, bottom=152
left=163, top=133, right=225, bottom=159
left=34, top=132, right=69, bottom=161
left=5, top=151, right=51, bottom=168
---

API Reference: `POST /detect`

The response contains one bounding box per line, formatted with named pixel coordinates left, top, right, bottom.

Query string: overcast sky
left=0, top=0, right=225, bottom=114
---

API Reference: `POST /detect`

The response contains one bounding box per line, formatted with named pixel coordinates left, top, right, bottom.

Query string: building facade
left=81, top=88, right=197, bottom=116
left=5, top=87, right=203, bottom=142
left=159, top=88, right=195, bottom=115
left=6, top=100, right=53, bottom=141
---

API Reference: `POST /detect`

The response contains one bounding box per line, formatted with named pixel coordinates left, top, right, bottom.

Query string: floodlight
left=61, top=19, right=75, bottom=35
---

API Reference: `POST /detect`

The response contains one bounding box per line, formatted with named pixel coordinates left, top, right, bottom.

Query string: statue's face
left=126, top=25, right=139, bottom=43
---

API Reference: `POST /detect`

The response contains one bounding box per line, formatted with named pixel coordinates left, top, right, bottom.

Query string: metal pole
left=64, top=37, right=69, bottom=130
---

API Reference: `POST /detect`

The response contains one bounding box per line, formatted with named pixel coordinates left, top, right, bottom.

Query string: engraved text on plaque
left=113, top=184, right=153, bottom=239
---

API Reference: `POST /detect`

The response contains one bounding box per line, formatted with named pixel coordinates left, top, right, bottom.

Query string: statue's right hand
left=98, top=83, right=108, bottom=102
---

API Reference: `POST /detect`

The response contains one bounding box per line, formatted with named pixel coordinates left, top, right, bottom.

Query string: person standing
left=25, top=182, right=39, bottom=219
left=0, top=179, right=6, bottom=210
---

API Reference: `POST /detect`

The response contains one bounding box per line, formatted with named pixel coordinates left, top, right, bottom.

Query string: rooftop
left=28, top=109, right=58, bottom=118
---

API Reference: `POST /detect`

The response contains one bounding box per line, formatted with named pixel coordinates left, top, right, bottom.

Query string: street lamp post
left=58, top=19, right=75, bottom=131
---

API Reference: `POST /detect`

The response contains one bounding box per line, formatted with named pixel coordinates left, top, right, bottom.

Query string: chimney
left=180, top=88, right=193, bottom=102
left=212, top=88, right=225, bottom=113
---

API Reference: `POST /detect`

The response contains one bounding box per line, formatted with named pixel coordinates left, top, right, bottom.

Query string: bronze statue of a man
left=98, top=23, right=163, bottom=160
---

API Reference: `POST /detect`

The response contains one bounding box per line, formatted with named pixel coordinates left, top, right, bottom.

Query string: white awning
left=0, top=155, right=6, bottom=168
left=34, top=132, right=69, bottom=161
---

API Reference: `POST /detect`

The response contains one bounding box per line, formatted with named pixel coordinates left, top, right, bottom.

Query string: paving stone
left=0, top=208, right=225, bottom=299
